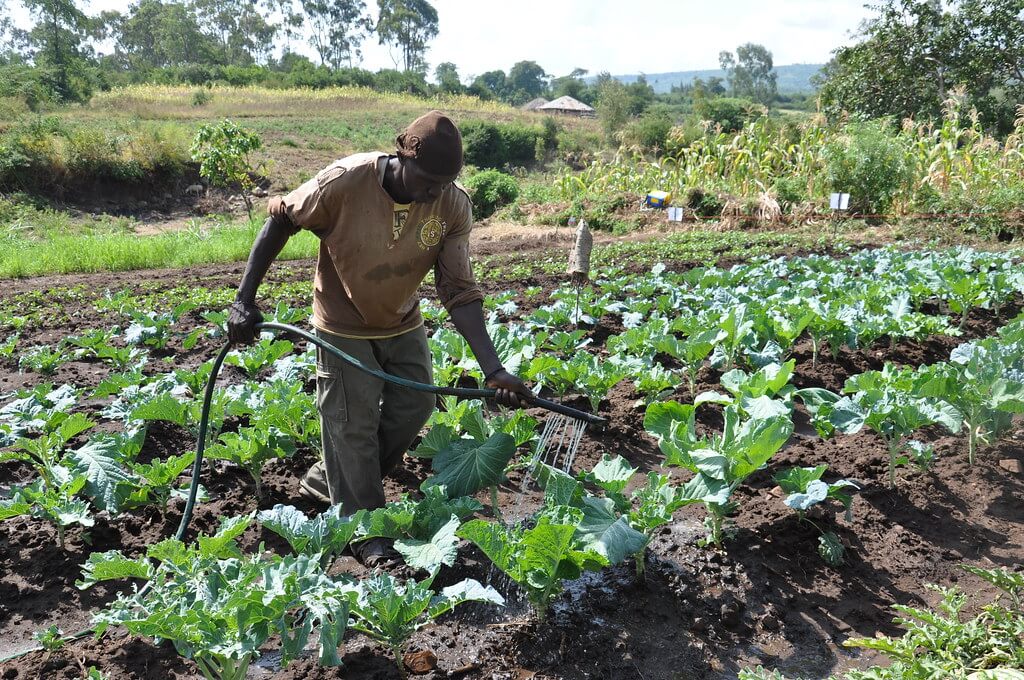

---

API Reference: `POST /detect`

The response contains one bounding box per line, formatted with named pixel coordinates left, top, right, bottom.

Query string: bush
left=772, top=176, right=807, bottom=207
left=464, top=170, right=519, bottom=219
left=191, top=119, right=262, bottom=218
left=684, top=187, right=723, bottom=218
left=460, top=121, right=503, bottom=168
left=540, top=117, right=559, bottom=151
left=917, top=182, right=1024, bottom=239
left=824, top=121, right=912, bottom=214
left=498, top=123, right=538, bottom=168
left=664, top=120, right=705, bottom=155
left=461, top=120, right=544, bottom=169
left=695, top=97, right=764, bottom=133
left=191, top=89, right=213, bottom=107
left=0, top=116, right=191, bottom=191
left=621, top=109, right=673, bottom=153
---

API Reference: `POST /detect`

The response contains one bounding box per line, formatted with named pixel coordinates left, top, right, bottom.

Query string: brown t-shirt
left=274, top=152, right=483, bottom=339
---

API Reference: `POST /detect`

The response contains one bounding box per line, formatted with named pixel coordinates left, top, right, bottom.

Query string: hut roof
left=522, top=97, right=549, bottom=110
left=537, top=96, right=594, bottom=112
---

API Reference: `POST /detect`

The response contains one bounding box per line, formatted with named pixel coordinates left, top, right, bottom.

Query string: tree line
left=0, top=0, right=784, bottom=115
left=0, top=0, right=441, bottom=102
left=2, top=0, right=1020, bottom=139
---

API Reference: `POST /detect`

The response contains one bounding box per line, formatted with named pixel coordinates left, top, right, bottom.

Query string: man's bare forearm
left=235, top=215, right=293, bottom=303
left=449, top=300, right=503, bottom=377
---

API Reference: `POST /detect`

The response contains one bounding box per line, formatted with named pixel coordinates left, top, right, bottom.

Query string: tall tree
left=190, top=0, right=276, bottom=66
left=266, top=0, right=303, bottom=56
left=818, top=0, right=1024, bottom=134
left=507, top=59, right=547, bottom=103
left=0, top=10, right=31, bottom=63
left=468, top=69, right=505, bottom=100
left=691, top=75, right=726, bottom=98
left=434, top=61, right=461, bottom=93
left=375, top=0, right=437, bottom=73
left=301, top=0, right=371, bottom=69
left=22, top=0, right=93, bottom=100
left=103, top=0, right=217, bottom=70
left=550, top=67, right=590, bottom=103
left=718, top=42, right=777, bottom=107
left=625, top=74, right=655, bottom=115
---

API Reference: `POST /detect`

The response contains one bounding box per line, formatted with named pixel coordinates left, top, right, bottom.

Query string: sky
left=7, top=0, right=875, bottom=80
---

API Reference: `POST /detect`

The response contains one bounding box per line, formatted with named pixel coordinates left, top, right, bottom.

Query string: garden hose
left=181, top=321, right=606, bottom=539
left=0, top=321, right=603, bottom=663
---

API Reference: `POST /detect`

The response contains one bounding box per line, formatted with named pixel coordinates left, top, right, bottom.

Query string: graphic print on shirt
left=417, top=216, right=447, bottom=250
left=393, top=208, right=409, bottom=242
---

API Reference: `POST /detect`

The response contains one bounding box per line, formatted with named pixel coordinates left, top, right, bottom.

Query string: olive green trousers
left=301, top=325, right=435, bottom=513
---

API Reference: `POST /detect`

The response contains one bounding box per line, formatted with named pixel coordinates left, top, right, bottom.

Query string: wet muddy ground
left=1, top=249, right=1021, bottom=679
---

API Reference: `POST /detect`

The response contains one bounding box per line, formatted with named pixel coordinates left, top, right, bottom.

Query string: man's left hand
left=486, top=369, right=531, bottom=408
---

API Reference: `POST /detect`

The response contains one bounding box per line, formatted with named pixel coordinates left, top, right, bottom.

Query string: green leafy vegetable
left=458, top=515, right=606, bottom=620
left=422, top=432, right=516, bottom=499
left=345, top=573, right=503, bottom=679
left=258, top=504, right=366, bottom=568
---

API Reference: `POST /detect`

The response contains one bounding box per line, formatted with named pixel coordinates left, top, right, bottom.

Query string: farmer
left=227, top=110, right=530, bottom=566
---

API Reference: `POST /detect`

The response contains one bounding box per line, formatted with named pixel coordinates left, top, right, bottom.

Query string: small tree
left=594, top=74, right=631, bottom=144
left=190, top=119, right=262, bottom=221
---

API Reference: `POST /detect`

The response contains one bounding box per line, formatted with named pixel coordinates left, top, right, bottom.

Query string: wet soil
left=1, top=250, right=1022, bottom=680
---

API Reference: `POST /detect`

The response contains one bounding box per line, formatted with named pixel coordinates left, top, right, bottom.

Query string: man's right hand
left=227, top=301, right=263, bottom=345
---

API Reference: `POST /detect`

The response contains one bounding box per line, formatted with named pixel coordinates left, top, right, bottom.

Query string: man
left=227, top=111, right=530, bottom=566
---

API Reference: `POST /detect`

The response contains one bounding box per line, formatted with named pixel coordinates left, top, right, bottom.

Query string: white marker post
left=829, top=192, right=850, bottom=238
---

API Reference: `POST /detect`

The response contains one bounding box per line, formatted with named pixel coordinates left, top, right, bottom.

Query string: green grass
left=0, top=219, right=320, bottom=278
left=0, top=194, right=141, bottom=239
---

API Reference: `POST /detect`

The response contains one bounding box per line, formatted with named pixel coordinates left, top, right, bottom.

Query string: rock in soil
left=404, top=649, right=438, bottom=674
left=998, top=459, right=1022, bottom=474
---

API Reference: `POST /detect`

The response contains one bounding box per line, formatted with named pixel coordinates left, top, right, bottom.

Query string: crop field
left=0, top=239, right=1022, bottom=679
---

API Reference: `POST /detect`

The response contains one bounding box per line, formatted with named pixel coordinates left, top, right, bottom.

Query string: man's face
left=402, top=157, right=459, bottom=204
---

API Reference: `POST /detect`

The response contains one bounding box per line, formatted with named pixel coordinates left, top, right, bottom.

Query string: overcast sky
left=8, top=0, right=875, bottom=79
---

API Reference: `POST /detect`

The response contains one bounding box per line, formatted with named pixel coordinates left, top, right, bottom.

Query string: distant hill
left=587, top=64, right=823, bottom=95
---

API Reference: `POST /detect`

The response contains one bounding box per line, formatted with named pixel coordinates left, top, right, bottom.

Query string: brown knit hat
left=396, top=110, right=464, bottom=176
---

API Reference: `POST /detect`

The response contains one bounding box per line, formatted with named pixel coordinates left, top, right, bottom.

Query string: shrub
left=190, top=119, right=263, bottom=219
left=772, top=176, right=807, bottom=207
left=684, top=187, right=723, bottom=218
left=918, top=182, right=1024, bottom=239
left=461, top=120, right=544, bottom=169
left=498, top=123, right=538, bottom=168
left=191, top=89, right=213, bottom=107
left=0, top=116, right=190, bottom=191
left=664, top=120, right=705, bottom=155
left=465, top=170, right=519, bottom=219
left=622, top=110, right=673, bottom=153
left=460, top=120, right=504, bottom=168
left=695, top=97, right=763, bottom=133
left=540, top=117, right=559, bottom=151
left=824, top=121, right=912, bottom=214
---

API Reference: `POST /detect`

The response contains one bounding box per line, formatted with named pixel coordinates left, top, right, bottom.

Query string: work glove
left=227, top=300, right=263, bottom=345
left=486, top=369, right=531, bottom=409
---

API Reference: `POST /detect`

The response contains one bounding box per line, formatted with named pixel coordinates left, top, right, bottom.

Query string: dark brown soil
left=7, top=163, right=268, bottom=227
left=1, top=252, right=1022, bottom=680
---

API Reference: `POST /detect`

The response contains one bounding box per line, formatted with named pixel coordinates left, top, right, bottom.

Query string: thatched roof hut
left=537, top=96, right=595, bottom=117
left=522, top=97, right=548, bottom=111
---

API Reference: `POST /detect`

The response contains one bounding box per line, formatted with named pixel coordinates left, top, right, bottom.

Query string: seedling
left=774, top=465, right=858, bottom=566
left=345, top=573, right=503, bottom=679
